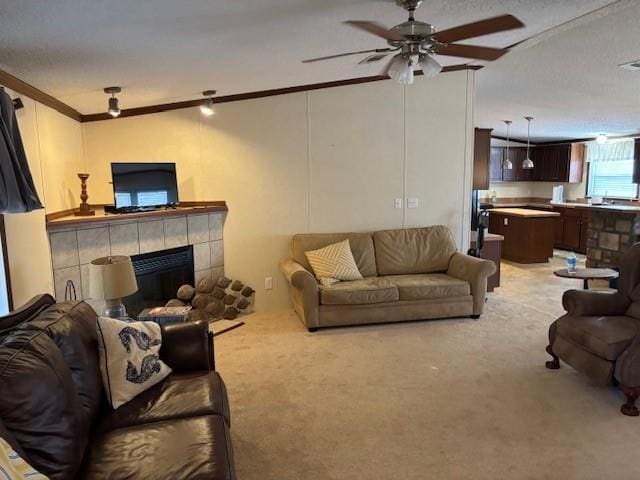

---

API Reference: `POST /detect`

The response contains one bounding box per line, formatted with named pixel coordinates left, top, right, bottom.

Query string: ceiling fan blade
left=344, top=20, right=406, bottom=42
left=432, top=14, right=524, bottom=44
left=435, top=44, right=508, bottom=61
left=302, top=48, right=393, bottom=63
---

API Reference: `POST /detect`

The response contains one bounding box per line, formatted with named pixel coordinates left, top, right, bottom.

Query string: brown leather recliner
left=546, top=243, right=640, bottom=416
left=0, top=294, right=235, bottom=479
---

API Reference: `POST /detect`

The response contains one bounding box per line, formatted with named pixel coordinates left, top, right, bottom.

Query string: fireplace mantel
left=46, top=201, right=228, bottom=230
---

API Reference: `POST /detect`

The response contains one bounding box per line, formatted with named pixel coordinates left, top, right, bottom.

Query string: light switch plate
left=394, top=198, right=403, bottom=209
left=407, top=198, right=419, bottom=209
left=503, top=218, right=509, bottom=226
left=265, top=277, right=273, bottom=290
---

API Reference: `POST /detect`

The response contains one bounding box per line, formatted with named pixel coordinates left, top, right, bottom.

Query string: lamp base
left=102, top=298, right=129, bottom=320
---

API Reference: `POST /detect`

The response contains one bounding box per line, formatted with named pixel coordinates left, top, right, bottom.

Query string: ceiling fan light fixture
left=388, top=54, right=416, bottom=85
left=419, top=54, right=442, bottom=78
left=200, top=90, right=216, bottom=116
left=104, top=87, right=121, bottom=118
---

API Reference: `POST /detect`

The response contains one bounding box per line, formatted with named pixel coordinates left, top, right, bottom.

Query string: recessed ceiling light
left=596, top=134, right=608, bottom=144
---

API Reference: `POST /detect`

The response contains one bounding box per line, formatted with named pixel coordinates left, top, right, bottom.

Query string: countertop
left=481, top=197, right=640, bottom=214
left=489, top=208, right=560, bottom=218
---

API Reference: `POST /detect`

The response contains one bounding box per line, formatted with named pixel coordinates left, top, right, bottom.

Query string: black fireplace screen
left=124, top=245, right=194, bottom=318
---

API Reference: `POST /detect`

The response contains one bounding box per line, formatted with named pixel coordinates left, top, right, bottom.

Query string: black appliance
left=111, top=162, right=178, bottom=211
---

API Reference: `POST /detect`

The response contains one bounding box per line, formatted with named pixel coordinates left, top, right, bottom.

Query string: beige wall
left=2, top=91, right=84, bottom=307
left=83, top=70, right=474, bottom=312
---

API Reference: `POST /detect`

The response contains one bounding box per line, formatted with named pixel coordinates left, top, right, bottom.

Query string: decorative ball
left=241, top=286, right=255, bottom=297
left=223, top=307, right=240, bottom=320
left=165, top=299, right=186, bottom=307
left=177, top=284, right=196, bottom=301
left=231, top=280, right=244, bottom=292
left=191, top=293, right=209, bottom=309
left=223, top=294, right=236, bottom=305
left=205, top=301, right=223, bottom=316
left=196, top=278, right=215, bottom=294
left=237, top=298, right=250, bottom=310
left=212, top=286, right=226, bottom=300
left=217, top=277, right=232, bottom=289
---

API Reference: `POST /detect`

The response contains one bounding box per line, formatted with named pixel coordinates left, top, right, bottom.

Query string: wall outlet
left=264, top=277, right=273, bottom=290
left=503, top=218, right=509, bottom=226
left=394, top=198, right=403, bottom=209
left=407, top=198, right=419, bottom=209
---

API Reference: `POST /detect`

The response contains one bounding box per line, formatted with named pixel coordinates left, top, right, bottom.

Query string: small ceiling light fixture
left=387, top=51, right=442, bottom=85
left=596, top=133, right=608, bottom=144
left=200, top=90, right=216, bottom=116
left=104, top=87, right=121, bottom=118
left=522, top=116, right=535, bottom=169
left=503, top=120, right=513, bottom=170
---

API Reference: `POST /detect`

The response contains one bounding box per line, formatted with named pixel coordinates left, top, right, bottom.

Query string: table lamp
left=89, top=255, right=138, bottom=319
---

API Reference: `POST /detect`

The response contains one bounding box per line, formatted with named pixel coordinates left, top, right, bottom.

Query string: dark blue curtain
left=0, top=87, right=43, bottom=213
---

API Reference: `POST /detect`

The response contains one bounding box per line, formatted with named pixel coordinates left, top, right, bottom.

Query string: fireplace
left=123, top=245, right=194, bottom=318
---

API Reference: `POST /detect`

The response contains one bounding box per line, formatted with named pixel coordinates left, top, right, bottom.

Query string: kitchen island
left=488, top=208, right=560, bottom=263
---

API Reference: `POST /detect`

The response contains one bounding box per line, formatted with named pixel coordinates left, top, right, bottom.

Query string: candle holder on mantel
left=74, top=173, right=95, bottom=217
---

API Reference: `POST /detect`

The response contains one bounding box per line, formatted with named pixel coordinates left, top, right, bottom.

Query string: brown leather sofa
left=0, top=294, right=236, bottom=479
left=280, top=226, right=496, bottom=331
left=546, top=243, right=640, bottom=416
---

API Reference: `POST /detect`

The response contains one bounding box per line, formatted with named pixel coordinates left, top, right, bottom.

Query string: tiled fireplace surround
left=48, top=212, right=225, bottom=305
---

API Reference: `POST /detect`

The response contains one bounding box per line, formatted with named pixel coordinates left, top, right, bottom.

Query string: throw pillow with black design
left=96, top=317, right=172, bottom=408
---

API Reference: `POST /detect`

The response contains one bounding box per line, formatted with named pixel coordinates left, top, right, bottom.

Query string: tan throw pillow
left=0, top=437, right=48, bottom=480
left=305, top=239, right=363, bottom=286
left=96, top=317, right=172, bottom=409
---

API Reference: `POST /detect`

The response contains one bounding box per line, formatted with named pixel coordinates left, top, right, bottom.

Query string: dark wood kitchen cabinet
left=473, top=128, right=492, bottom=189
left=552, top=207, right=589, bottom=254
left=487, top=143, right=584, bottom=183
left=489, top=147, right=504, bottom=182
left=533, top=144, right=584, bottom=183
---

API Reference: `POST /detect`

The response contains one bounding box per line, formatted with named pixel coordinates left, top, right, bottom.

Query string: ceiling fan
left=302, top=0, right=525, bottom=84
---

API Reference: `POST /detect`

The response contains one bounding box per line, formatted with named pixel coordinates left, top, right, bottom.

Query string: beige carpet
left=214, top=254, right=639, bottom=480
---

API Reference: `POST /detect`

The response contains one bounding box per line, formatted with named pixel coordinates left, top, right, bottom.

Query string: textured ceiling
left=476, top=0, right=640, bottom=141
left=0, top=0, right=633, bottom=141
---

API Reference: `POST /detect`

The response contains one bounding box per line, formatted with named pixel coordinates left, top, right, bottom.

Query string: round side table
left=553, top=268, right=619, bottom=290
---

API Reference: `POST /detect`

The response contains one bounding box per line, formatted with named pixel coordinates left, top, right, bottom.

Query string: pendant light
left=522, top=116, right=535, bottom=169
left=503, top=120, right=513, bottom=170
left=200, top=90, right=216, bottom=116
left=104, top=87, right=121, bottom=117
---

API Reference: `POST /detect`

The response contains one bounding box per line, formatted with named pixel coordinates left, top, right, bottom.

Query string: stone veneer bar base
left=586, top=211, right=639, bottom=268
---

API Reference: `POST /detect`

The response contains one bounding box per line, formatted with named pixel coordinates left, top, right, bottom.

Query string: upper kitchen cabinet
left=473, top=128, right=492, bottom=189
left=533, top=143, right=584, bottom=183
left=489, top=147, right=504, bottom=182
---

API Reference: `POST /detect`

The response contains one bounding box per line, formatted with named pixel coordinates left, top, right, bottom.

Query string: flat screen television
left=111, top=162, right=179, bottom=209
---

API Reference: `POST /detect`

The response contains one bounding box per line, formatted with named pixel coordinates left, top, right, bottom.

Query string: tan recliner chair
left=546, top=243, right=640, bottom=416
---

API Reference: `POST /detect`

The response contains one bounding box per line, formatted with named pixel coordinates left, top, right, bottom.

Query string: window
left=587, top=140, right=638, bottom=198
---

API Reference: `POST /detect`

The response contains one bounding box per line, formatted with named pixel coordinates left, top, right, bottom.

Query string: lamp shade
left=89, top=256, right=138, bottom=300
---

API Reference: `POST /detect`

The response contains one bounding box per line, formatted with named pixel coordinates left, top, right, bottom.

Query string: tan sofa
left=280, top=226, right=496, bottom=331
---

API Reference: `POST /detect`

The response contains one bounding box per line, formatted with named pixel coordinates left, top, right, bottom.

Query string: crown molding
left=2, top=64, right=483, bottom=123
left=0, top=68, right=82, bottom=121
left=81, top=64, right=483, bottom=122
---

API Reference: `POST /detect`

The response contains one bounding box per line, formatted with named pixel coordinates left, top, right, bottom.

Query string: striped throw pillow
left=0, top=437, right=48, bottom=480
left=305, top=239, right=363, bottom=286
